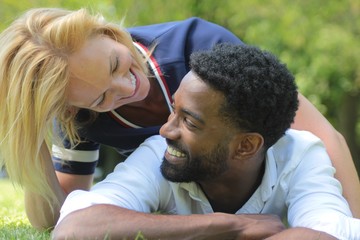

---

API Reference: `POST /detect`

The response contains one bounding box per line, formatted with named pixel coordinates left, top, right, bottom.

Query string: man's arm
left=292, top=93, right=360, bottom=217
left=52, top=204, right=285, bottom=240
left=285, top=131, right=359, bottom=239
left=266, top=228, right=338, bottom=240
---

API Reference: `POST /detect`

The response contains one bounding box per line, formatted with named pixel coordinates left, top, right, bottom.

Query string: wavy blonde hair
left=0, top=8, right=147, bottom=209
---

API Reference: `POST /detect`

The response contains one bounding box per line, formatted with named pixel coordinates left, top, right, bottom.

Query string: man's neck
left=198, top=162, right=265, bottom=213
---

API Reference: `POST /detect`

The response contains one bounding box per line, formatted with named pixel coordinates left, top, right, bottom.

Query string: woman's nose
left=111, top=76, right=134, bottom=98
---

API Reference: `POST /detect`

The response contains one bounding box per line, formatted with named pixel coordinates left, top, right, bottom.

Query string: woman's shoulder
left=128, top=17, right=242, bottom=47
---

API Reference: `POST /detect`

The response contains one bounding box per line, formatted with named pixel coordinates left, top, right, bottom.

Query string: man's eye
left=184, top=118, right=197, bottom=129
left=170, top=103, right=176, bottom=113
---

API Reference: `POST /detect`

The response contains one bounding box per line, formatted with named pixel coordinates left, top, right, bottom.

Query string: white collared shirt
left=59, top=130, right=360, bottom=239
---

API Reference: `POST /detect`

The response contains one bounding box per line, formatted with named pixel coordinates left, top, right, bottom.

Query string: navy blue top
left=53, top=17, right=244, bottom=174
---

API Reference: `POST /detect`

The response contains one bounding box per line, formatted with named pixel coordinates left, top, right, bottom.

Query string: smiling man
left=52, top=44, right=359, bottom=240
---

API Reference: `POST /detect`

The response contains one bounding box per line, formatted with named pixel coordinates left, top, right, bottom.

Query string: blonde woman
left=0, top=8, right=359, bottom=230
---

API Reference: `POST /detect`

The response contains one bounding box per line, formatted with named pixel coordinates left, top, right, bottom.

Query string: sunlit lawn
left=0, top=178, right=148, bottom=240
left=0, top=178, right=50, bottom=239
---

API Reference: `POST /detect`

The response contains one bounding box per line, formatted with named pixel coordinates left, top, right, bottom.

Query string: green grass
left=0, top=179, right=50, bottom=239
left=0, top=179, right=148, bottom=240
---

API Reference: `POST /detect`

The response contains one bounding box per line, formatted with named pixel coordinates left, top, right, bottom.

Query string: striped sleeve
left=52, top=141, right=100, bottom=175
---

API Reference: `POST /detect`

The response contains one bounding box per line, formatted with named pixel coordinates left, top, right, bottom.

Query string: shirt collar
left=175, top=150, right=278, bottom=214
left=237, top=149, right=277, bottom=213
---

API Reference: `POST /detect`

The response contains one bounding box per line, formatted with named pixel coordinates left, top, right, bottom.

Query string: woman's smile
left=67, top=36, right=150, bottom=111
left=120, top=71, right=139, bottom=100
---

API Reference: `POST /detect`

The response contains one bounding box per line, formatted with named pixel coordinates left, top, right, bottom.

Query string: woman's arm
left=24, top=142, right=95, bottom=230
left=55, top=172, right=94, bottom=195
left=292, top=93, right=360, bottom=217
left=24, top=142, right=66, bottom=230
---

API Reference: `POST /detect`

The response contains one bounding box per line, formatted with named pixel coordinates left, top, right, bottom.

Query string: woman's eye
left=112, top=57, right=119, bottom=74
left=96, top=94, right=106, bottom=107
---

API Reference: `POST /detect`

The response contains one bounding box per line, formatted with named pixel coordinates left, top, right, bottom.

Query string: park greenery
left=0, top=179, right=148, bottom=239
left=0, top=0, right=359, bottom=236
left=1, top=0, right=359, bottom=168
left=2, top=0, right=359, bottom=167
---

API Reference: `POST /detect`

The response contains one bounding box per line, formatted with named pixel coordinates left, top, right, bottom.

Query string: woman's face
left=67, top=35, right=150, bottom=112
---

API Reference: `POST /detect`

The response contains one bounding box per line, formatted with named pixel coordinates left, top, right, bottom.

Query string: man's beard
left=160, top=141, right=229, bottom=183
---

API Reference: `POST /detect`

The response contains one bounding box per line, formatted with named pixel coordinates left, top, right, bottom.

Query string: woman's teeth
left=130, top=72, right=136, bottom=86
left=167, top=146, right=186, bottom=157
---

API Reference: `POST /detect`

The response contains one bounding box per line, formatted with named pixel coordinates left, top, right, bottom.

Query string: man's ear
left=233, top=133, right=264, bottom=159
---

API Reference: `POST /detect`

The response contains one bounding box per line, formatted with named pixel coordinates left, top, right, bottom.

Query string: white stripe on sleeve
left=52, top=145, right=99, bottom=163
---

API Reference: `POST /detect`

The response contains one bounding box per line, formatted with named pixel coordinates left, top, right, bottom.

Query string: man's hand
left=265, top=227, right=338, bottom=240
left=233, top=214, right=286, bottom=239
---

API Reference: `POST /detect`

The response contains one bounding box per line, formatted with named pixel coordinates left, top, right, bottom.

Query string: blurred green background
left=1, top=0, right=359, bottom=174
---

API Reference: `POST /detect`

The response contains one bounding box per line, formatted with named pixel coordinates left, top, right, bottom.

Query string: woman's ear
left=233, top=133, right=264, bottom=159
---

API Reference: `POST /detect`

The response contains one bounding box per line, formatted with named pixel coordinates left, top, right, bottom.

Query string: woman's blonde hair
left=0, top=8, right=147, bottom=211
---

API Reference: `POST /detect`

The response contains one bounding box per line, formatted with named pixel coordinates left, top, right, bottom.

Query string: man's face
left=159, top=71, right=236, bottom=183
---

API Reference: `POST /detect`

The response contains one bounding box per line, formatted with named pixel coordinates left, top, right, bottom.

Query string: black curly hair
left=190, top=43, right=299, bottom=149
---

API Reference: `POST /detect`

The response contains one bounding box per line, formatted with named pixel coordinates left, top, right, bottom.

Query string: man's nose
left=160, top=113, right=180, bottom=140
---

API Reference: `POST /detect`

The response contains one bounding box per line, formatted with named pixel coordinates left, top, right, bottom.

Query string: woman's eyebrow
left=88, top=49, right=117, bottom=108
left=90, top=52, right=114, bottom=108
left=109, top=52, right=114, bottom=75
left=109, top=50, right=118, bottom=75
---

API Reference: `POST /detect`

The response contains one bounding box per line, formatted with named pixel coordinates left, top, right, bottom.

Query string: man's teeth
left=167, top=146, right=186, bottom=157
left=130, top=72, right=136, bottom=86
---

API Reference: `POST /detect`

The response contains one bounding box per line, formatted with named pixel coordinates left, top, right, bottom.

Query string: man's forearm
left=265, top=227, right=338, bottom=240
left=52, top=204, right=285, bottom=240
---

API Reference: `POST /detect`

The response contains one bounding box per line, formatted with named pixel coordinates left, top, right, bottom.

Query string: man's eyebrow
left=181, top=108, right=205, bottom=125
